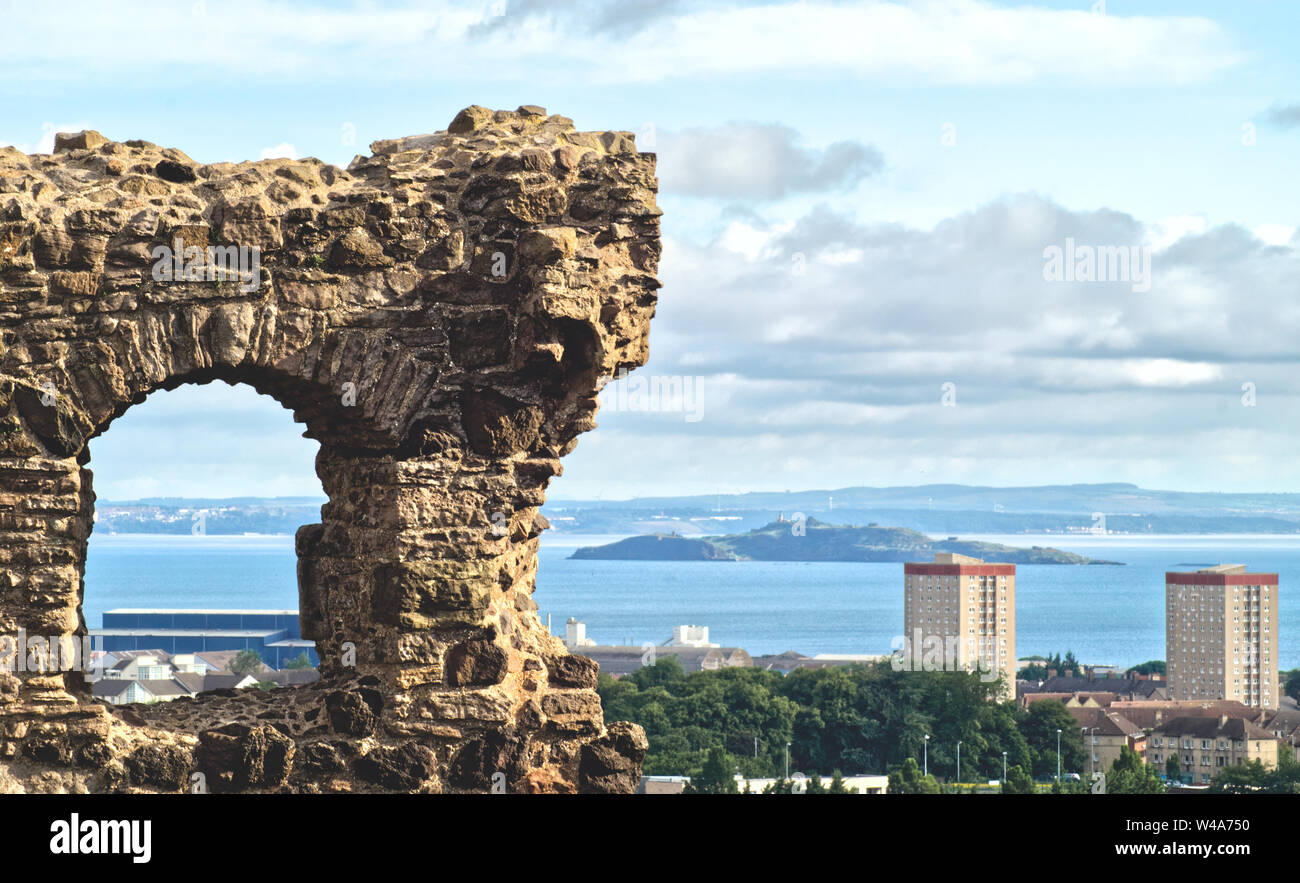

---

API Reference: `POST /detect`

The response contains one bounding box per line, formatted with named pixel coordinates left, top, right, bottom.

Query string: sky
left=4, top=0, right=1299, bottom=501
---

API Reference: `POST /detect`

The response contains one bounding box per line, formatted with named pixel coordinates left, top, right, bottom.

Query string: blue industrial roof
left=103, top=608, right=298, bottom=615
left=91, top=628, right=284, bottom=638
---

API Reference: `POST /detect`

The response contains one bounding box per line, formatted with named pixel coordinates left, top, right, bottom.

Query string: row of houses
left=1021, top=677, right=1300, bottom=784
left=563, top=619, right=889, bottom=676
left=88, top=648, right=318, bottom=705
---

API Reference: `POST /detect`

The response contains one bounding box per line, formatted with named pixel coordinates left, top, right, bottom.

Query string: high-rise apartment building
left=903, top=553, right=1016, bottom=699
left=1166, top=565, right=1278, bottom=709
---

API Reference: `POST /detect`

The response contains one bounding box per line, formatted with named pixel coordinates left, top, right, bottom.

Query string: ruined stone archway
left=0, top=106, right=659, bottom=793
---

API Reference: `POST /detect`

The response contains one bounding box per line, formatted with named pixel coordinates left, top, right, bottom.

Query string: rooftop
left=138, top=679, right=189, bottom=697
left=1067, top=706, right=1143, bottom=737
left=1151, top=716, right=1275, bottom=740
left=90, top=679, right=140, bottom=698
left=933, top=552, right=983, bottom=565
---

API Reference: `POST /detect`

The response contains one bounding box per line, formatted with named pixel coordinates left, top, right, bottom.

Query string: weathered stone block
left=197, top=723, right=295, bottom=793
left=579, top=721, right=648, bottom=794
left=444, top=639, right=509, bottom=687
left=124, top=744, right=193, bottom=790
left=372, top=559, right=495, bottom=628
left=544, top=653, right=599, bottom=690
left=325, top=687, right=383, bottom=737
left=54, top=131, right=107, bottom=152
left=353, top=742, right=438, bottom=791
left=460, top=389, right=544, bottom=457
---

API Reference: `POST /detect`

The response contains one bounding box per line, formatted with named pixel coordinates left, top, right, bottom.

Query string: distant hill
left=570, top=519, right=1122, bottom=564
left=551, top=482, right=1300, bottom=517
left=544, top=482, right=1300, bottom=535
left=94, top=497, right=324, bottom=536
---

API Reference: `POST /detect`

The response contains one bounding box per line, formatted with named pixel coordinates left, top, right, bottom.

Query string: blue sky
left=5, top=0, right=1299, bottom=500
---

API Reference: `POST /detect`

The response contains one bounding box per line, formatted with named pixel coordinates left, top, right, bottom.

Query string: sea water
left=83, top=532, right=1300, bottom=669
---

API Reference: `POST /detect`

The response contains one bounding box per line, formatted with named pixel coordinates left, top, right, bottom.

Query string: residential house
left=1067, top=706, right=1146, bottom=776
left=172, top=672, right=258, bottom=694
left=1263, top=708, right=1300, bottom=761
left=92, top=679, right=155, bottom=705
left=1147, top=716, right=1279, bottom=785
left=106, top=651, right=173, bottom=681
left=1106, top=699, right=1267, bottom=731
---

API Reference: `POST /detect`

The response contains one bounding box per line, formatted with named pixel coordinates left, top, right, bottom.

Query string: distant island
left=569, top=518, right=1123, bottom=564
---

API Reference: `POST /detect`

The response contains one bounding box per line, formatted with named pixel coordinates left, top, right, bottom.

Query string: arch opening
left=83, top=380, right=324, bottom=705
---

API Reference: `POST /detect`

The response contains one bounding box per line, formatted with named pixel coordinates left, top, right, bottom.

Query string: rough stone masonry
left=0, top=105, right=658, bottom=793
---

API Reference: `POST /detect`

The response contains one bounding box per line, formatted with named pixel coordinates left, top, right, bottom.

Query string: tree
left=1021, top=701, right=1085, bottom=778
left=228, top=649, right=264, bottom=676
left=1017, top=653, right=1061, bottom=681
left=631, top=655, right=687, bottom=689
left=1106, top=745, right=1164, bottom=793
left=284, top=651, right=313, bottom=670
left=1017, top=651, right=1083, bottom=680
left=1209, top=759, right=1267, bottom=793
left=1164, top=753, right=1182, bottom=782
left=1002, top=764, right=1034, bottom=793
left=1211, top=755, right=1300, bottom=793
left=1284, top=669, right=1300, bottom=705
left=686, top=746, right=738, bottom=794
left=1051, top=778, right=1087, bottom=794
left=596, top=660, right=1077, bottom=789
left=828, top=770, right=856, bottom=794
left=1263, top=749, right=1300, bottom=793
left=1126, top=660, right=1166, bottom=677
left=888, top=757, right=939, bottom=794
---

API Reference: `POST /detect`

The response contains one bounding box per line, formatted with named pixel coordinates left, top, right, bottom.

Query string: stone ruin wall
left=0, top=105, right=659, bottom=793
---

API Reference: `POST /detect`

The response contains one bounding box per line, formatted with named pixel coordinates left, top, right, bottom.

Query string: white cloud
left=1146, top=215, right=1209, bottom=250
left=570, top=194, right=1300, bottom=496
left=259, top=142, right=300, bottom=160
left=1120, top=359, right=1223, bottom=388
left=716, top=219, right=796, bottom=260
left=658, top=123, right=883, bottom=199
left=0, top=1, right=1240, bottom=86
left=477, top=0, right=1241, bottom=86
left=1253, top=224, right=1296, bottom=246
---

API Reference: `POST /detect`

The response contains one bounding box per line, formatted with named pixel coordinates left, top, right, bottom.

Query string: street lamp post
left=1002, top=750, right=1007, bottom=782
left=923, top=733, right=929, bottom=778
left=1056, top=728, right=1062, bottom=782
left=785, top=742, right=791, bottom=781
left=956, top=740, right=962, bottom=785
